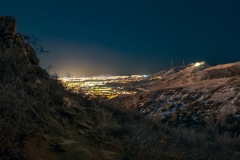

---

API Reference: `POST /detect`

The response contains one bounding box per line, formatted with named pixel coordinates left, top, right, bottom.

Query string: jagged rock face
left=0, top=16, right=16, bottom=48
left=0, top=16, right=39, bottom=65
left=0, top=16, right=48, bottom=81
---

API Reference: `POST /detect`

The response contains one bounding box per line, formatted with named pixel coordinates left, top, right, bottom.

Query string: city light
left=193, top=61, right=205, bottom=67
left=60, top=75, right=149, bottom=99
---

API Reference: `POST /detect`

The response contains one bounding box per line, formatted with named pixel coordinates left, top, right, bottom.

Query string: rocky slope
left=110, top=62, right=240, bottom=133
left=0, top=16, right=125, bottom=160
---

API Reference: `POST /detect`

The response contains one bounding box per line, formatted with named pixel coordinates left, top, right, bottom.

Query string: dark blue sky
left=1, top=0, right=240, bottom=76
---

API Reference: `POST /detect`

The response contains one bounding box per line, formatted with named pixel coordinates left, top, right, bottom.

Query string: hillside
left=0, top=16, right=139, bottom=160
left=109, top=61, right=240, bottom=133
left=1, top=16, right=240, bottom=160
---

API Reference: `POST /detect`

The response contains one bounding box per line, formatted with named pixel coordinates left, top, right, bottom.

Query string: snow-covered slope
left=110, top=62, right=240, bottom=131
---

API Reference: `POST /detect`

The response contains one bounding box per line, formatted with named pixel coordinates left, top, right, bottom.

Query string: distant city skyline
left=1, top=0, right=240, bottom=76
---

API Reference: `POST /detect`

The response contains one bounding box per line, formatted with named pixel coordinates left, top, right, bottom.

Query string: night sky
left=1, top=0, right=240, bottom=76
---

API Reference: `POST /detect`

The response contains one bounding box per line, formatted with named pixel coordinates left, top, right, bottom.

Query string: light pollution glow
left=39, top=41, right=153, bottom=77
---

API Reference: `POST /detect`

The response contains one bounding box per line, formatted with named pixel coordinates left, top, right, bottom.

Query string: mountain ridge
left=108, top=61, right=240, bottom=132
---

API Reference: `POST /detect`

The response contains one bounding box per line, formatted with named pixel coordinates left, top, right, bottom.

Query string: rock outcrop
left=0, top=16, right=16, bottom=48
left=0, top=16, right=47, bottom=81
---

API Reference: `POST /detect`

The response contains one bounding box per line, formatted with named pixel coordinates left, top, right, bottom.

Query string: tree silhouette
left=22, top=35, right=50, bottom=55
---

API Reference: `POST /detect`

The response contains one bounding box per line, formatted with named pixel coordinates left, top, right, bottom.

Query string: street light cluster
left=60, top=75, right=149, bottom=99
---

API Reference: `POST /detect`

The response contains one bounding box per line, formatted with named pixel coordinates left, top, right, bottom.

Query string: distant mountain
left=109, top=61, right=240, bottom=132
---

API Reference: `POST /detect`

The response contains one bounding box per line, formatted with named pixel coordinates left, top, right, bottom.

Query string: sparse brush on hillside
left=82, top=102, right=240, bottom=160
left=1, top=58, right=240, bottom=160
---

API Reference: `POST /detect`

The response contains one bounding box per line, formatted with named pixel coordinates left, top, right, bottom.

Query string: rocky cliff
left=0, top=16, right=39, bottom=63
left=0, top=16, right=48, bottom=83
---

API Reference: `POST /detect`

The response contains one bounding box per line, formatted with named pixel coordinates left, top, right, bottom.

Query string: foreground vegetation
left=0, top=49, right=238, bottom=160
left=1, top=73, right=240, bottom=159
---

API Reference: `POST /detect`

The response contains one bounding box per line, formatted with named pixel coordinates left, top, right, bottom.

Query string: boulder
left=0, top=16, right=49, bottom=82
left=13, top=33, right=24, bottom=48
left=0, top=16, right=16, bottom=48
